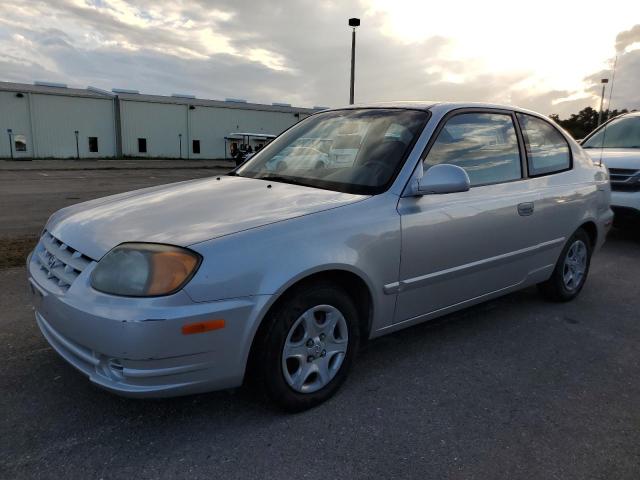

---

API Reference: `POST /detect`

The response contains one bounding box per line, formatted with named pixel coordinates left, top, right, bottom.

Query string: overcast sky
left=1, top=0, right=639, bottom=117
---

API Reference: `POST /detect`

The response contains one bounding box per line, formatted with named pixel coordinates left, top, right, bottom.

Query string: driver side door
left=393, top=110, right=542, bottom=323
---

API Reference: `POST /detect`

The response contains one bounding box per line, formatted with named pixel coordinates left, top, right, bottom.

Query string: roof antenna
left=599, top=55, right=618, bottom=167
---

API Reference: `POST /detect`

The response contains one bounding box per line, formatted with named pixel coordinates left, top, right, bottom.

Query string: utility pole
left=349, top=18, right=360, bottom=105
left=7, top=129, right=13, bottom=160
left=597, top=78, right=608, bottom=127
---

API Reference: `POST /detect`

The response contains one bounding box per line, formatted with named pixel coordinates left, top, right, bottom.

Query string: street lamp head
left=348, top=17, right=360, bottom=27
left=601, top=78, right=609, bottom=84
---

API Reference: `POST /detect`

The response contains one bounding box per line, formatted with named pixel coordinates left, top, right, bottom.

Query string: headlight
left=91, top=243, right=201, bottom=297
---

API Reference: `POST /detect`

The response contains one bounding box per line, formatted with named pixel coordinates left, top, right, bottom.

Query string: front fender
left=184, top=194, right=402, bottom=333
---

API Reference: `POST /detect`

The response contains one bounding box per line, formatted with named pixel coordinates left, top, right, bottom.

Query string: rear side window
left=424, top=112, right=522, bottom=186
left=517, top=113, right=571, bottom=176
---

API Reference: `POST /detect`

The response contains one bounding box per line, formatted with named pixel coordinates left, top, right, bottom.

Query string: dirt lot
left=0, top=165, right=231, bottom=267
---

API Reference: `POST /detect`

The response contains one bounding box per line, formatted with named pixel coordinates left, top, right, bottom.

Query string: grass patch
left=0, top=236, right=38, bottom=269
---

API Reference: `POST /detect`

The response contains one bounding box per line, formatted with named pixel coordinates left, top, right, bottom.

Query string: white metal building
left=0, top=81, right=316, bottom=160
left=0, top=82, right=116, bottom=159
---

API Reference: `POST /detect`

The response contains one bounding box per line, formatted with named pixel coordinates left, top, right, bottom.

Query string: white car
left=266, top=146, right=329, bottom=172
left=582, top=111, right=640, bottom=226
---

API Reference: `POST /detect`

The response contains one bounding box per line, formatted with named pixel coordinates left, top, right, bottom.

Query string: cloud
left=615, top=24, right=640, bottom=52
left=585, top=49, right=640, bottom=113
left=0, top=0, right=638, bottom=117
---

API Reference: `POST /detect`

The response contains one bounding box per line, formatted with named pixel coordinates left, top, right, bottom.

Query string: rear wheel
left=538, top=229, right=592, bottom=302
left=252, top=282, right=360, bottom=411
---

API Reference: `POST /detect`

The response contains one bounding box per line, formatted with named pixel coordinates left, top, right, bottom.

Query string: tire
left=538, top=228, right=592, bottom=302
left=251, top=281, right=360, bottom=412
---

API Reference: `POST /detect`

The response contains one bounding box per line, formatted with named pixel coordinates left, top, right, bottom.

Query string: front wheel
left=251, top=282, right=360, bottom=412
left=538, top=229, right=592, bottom=302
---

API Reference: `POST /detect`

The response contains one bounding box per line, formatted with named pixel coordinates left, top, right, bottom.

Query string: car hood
left=47, top=175, right=366, bottom=260
left=584, top=148, right=640, bottom=169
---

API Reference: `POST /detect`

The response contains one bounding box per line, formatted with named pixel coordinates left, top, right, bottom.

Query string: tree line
left=549, top=107, right=633, bottom=140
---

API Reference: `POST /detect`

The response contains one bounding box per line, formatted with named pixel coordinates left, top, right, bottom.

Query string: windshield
left=235, top=108, right=429, bottom=194
left=582, top=116, right=640, bottom=149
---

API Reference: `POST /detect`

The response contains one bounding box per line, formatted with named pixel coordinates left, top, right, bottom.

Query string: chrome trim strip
left=384, top=237, right=565, bottom=295
left=379, top=280, right=522, bottom=332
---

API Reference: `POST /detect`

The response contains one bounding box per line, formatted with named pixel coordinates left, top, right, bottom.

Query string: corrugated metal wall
left=0, top=91, right=34, bottom=159
left=0, top=84, right=313, bottom=159
left=119, top=101, right=187, bottom=158
left=30, top=95, right=116, bottom=158
left=0, top=91, right=116, bottom=158
left=120, top=100, right=308, bottom=159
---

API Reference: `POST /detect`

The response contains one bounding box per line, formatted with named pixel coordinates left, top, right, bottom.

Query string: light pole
left=597, top=78, right=609, bottom=127
left=349, top=17, right=360, bottom=105
left=7, top=129, right=13, bottom=160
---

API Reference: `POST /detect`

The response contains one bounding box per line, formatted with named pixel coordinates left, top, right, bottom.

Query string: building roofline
left=0, top=81, right=316, bottom=114
left=115, top=91, right=315, bottom=114
left=0, top=81, right=113, bottom=99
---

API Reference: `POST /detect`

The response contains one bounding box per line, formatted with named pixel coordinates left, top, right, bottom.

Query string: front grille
left=609, top=168, right=640, bottom=192
left=611, top=183, right=640, bottom=192
left=609, top=167, right=639, bottom=182
left=33, top=231, right=94, bottom=290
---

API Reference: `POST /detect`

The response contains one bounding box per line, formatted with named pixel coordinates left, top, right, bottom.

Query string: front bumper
left=611, top=189, right=640, bottom=219
left=28, top=254, right=271, bottom=398
left=612, top=189, right=640, bottom=212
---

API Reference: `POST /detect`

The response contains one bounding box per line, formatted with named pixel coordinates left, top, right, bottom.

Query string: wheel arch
left=578, top=220, right=598, bottom=248
left=244, top=267, right=375, bottom=383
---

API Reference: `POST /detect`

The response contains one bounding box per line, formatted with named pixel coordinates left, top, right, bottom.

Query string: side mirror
left=415, top=164, right=470, bottom=195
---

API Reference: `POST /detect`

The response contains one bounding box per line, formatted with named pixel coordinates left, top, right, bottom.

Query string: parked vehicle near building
left=27, top=102, right=612, bottom=411
left=581, top=111, right=640, bottom=226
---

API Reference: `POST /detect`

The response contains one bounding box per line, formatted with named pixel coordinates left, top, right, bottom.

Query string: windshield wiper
left=257, top=174, right=310, bottom=187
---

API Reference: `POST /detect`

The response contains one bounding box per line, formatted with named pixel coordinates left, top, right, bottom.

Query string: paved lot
left=0, top=167, right=231, bottom=238
left=0, top=159, right=231, bottom=171
left=1, top=227, right=639, bottom=479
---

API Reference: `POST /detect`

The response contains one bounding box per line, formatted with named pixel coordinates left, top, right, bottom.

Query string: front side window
left=236, top=109, right=429, bottom=195
left=582, top=115, right=640, bottom=149
left=424, top=112, right=522, bottom=186
left=517, top=113, right=570, bottom=176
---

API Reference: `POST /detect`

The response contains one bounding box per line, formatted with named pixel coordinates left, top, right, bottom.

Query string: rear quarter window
left=517, top=113, right=571, bottom=176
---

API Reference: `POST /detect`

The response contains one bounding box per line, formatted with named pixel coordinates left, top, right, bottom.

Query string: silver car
left=27, top=102, right=613, bottom=411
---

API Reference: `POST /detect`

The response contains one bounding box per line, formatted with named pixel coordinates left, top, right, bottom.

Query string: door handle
left=517, top=202, right=534, bottom=216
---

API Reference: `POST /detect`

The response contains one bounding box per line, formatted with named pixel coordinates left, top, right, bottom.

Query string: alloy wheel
left=562, top=240, right=588, bottom=291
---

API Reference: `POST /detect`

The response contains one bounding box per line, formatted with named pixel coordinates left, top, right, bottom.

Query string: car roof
left=618, top=111, right=640, bottom=118
left=324, top=101, right=550, bottom=117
